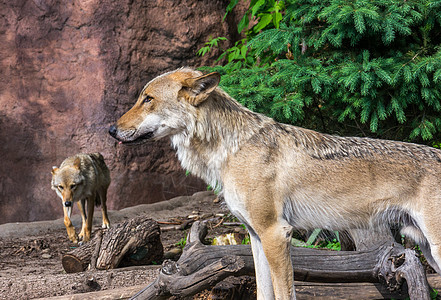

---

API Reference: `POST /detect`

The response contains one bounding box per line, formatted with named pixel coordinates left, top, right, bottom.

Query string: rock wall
left=0, top=0, right=243, bottom=224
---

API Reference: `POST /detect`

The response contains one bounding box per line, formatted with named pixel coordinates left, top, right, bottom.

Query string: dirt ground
left=4, top=190, right=440, bottom=300
left=0, top=191, right=243, bottom=300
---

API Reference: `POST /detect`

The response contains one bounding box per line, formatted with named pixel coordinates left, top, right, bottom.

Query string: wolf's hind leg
left=424, top=240, right=441, bottom=275
left=420, top=239, right=441, bottom=274
left=424, top=241, right=441, bottom=276
left=407, top=212, right=441, bottom=275
left=82, top=196, right=95, bottom=242
left=401, top=224, right=441, bottom=274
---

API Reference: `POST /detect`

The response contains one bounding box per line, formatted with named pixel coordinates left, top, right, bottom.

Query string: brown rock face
left=0, top=0, right=242, bottom=224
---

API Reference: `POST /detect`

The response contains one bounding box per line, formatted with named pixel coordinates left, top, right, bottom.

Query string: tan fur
left=109, top=68, right=441, bottom=299
left=51, top=153, right=111, bottom=244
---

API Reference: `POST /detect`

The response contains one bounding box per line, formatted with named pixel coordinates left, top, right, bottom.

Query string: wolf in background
left=51, top=153, right=111, bottom=244
left=109, top=67, right=441, bottom=299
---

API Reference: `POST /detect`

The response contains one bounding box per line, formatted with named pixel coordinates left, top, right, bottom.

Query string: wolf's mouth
left=120, top=131, right=154, bottom=145
left=109, top=125, right=155, bottom=145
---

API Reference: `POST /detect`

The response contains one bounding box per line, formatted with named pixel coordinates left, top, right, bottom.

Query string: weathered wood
left=90, top=230, right=103, bottom=269
left=294, top=281, right=407, bottom=299
left=132, top=221, right=434, bottom=299
left=295, top=274, right=438, bottom=299
left=377, top=248, right=431, bottom=300
left=96, top=217, right=163, bottom=269
left=46, top=274, right=441, bottom=300
left=62, top=239, right=96, bottom=273
left=211, top=276, right=256, bottom=299
left=62, top=217, right=163, bottom=273
left=133, top=255, right=246, bottom=299
left=348, top=228, right=395, bottom=251
left=350, top=228, right=431, bottom=300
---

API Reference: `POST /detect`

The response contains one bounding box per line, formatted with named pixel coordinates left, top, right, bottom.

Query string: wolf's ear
left=51, top=166, right=58, bottom=175
left=180, top=72, right=220, bottom=106
left=73, top=157, right=81, bottom=169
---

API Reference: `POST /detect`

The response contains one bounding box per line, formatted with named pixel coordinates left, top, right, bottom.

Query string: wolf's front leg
left=77, top=199, right=87, bottom=240
left=63, top=206, right=78, bottom=243
left=257, top=223, right=296, bottom=300
left=249, top=230, right=276, bottom=300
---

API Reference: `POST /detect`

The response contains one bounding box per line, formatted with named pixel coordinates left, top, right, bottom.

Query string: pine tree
left=200, top=0, right=441, bottom=143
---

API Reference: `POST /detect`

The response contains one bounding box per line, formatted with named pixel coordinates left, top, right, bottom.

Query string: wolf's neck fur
left=170, top=88, right=270, bottom=189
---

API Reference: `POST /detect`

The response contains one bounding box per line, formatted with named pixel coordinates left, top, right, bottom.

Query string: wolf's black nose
left=64, top=201, right=72, bottom=207
left=109, top=125, right=117, bottom=138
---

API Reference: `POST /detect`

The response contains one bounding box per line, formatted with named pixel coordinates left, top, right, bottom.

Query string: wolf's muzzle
left=64, top=201, right=72, bottom=207
left=109, top=124, right=154, bottom=144
left=108, top=125, right=118, bottom=138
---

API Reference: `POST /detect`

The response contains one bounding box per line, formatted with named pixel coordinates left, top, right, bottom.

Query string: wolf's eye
left=70, top=184, right=76, bottom=189
left=58, top=185, right=64, bottom=191
left=143, top=96, right=154, bottom=104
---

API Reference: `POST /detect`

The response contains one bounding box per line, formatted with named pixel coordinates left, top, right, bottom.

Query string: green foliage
left=323, top=239, right=341, bottom=251
left=197, top=36, right=228, bottom=57
left=433, top=141, right=441, bottom=149
left=297, top=238, right=341, bottom=251
left=200, top=0, right=441, bottom=142
left=306, top=228, right=322, bottom=245
left=241, top=233, right=251, bottom=245
left=303, top=228, right=341, bottom=251
left=207, top=184, right=221, bottom=195
left=239, top=224, right=251, bottom=244
left=175, top=235, right=187, bottom=249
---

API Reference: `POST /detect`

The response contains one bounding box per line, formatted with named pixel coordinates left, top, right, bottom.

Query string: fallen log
left=42, top=274, right=441, bottom=300
left=132, top=221, right=433, bottom=299
left=210, top=276, right=408, bottom=300
left=62, top=238, right=97, bottom=273
left=62, top=217, right=163, bottom=273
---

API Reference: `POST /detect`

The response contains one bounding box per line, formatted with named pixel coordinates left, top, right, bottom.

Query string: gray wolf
left=109, top=67, right=441, bottom=299
left=51, top=153, right=111, bottom=244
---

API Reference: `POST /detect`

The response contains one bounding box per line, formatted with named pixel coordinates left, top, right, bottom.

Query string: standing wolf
left=51, top=153, right=111, bottom=244
left=109, top=68, right=441, bottom=299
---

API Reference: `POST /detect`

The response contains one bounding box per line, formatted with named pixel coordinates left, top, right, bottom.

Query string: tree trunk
left=62, top=217, right=163, bottom=273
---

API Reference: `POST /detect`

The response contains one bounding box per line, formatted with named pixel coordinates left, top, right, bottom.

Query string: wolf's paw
left=102, top=222, right=110, bottom=229
left=69, top=235, right=79, bottom=244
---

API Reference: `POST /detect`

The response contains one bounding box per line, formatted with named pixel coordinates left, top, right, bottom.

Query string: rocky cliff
left=0, top=0, right=242, bottom=223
